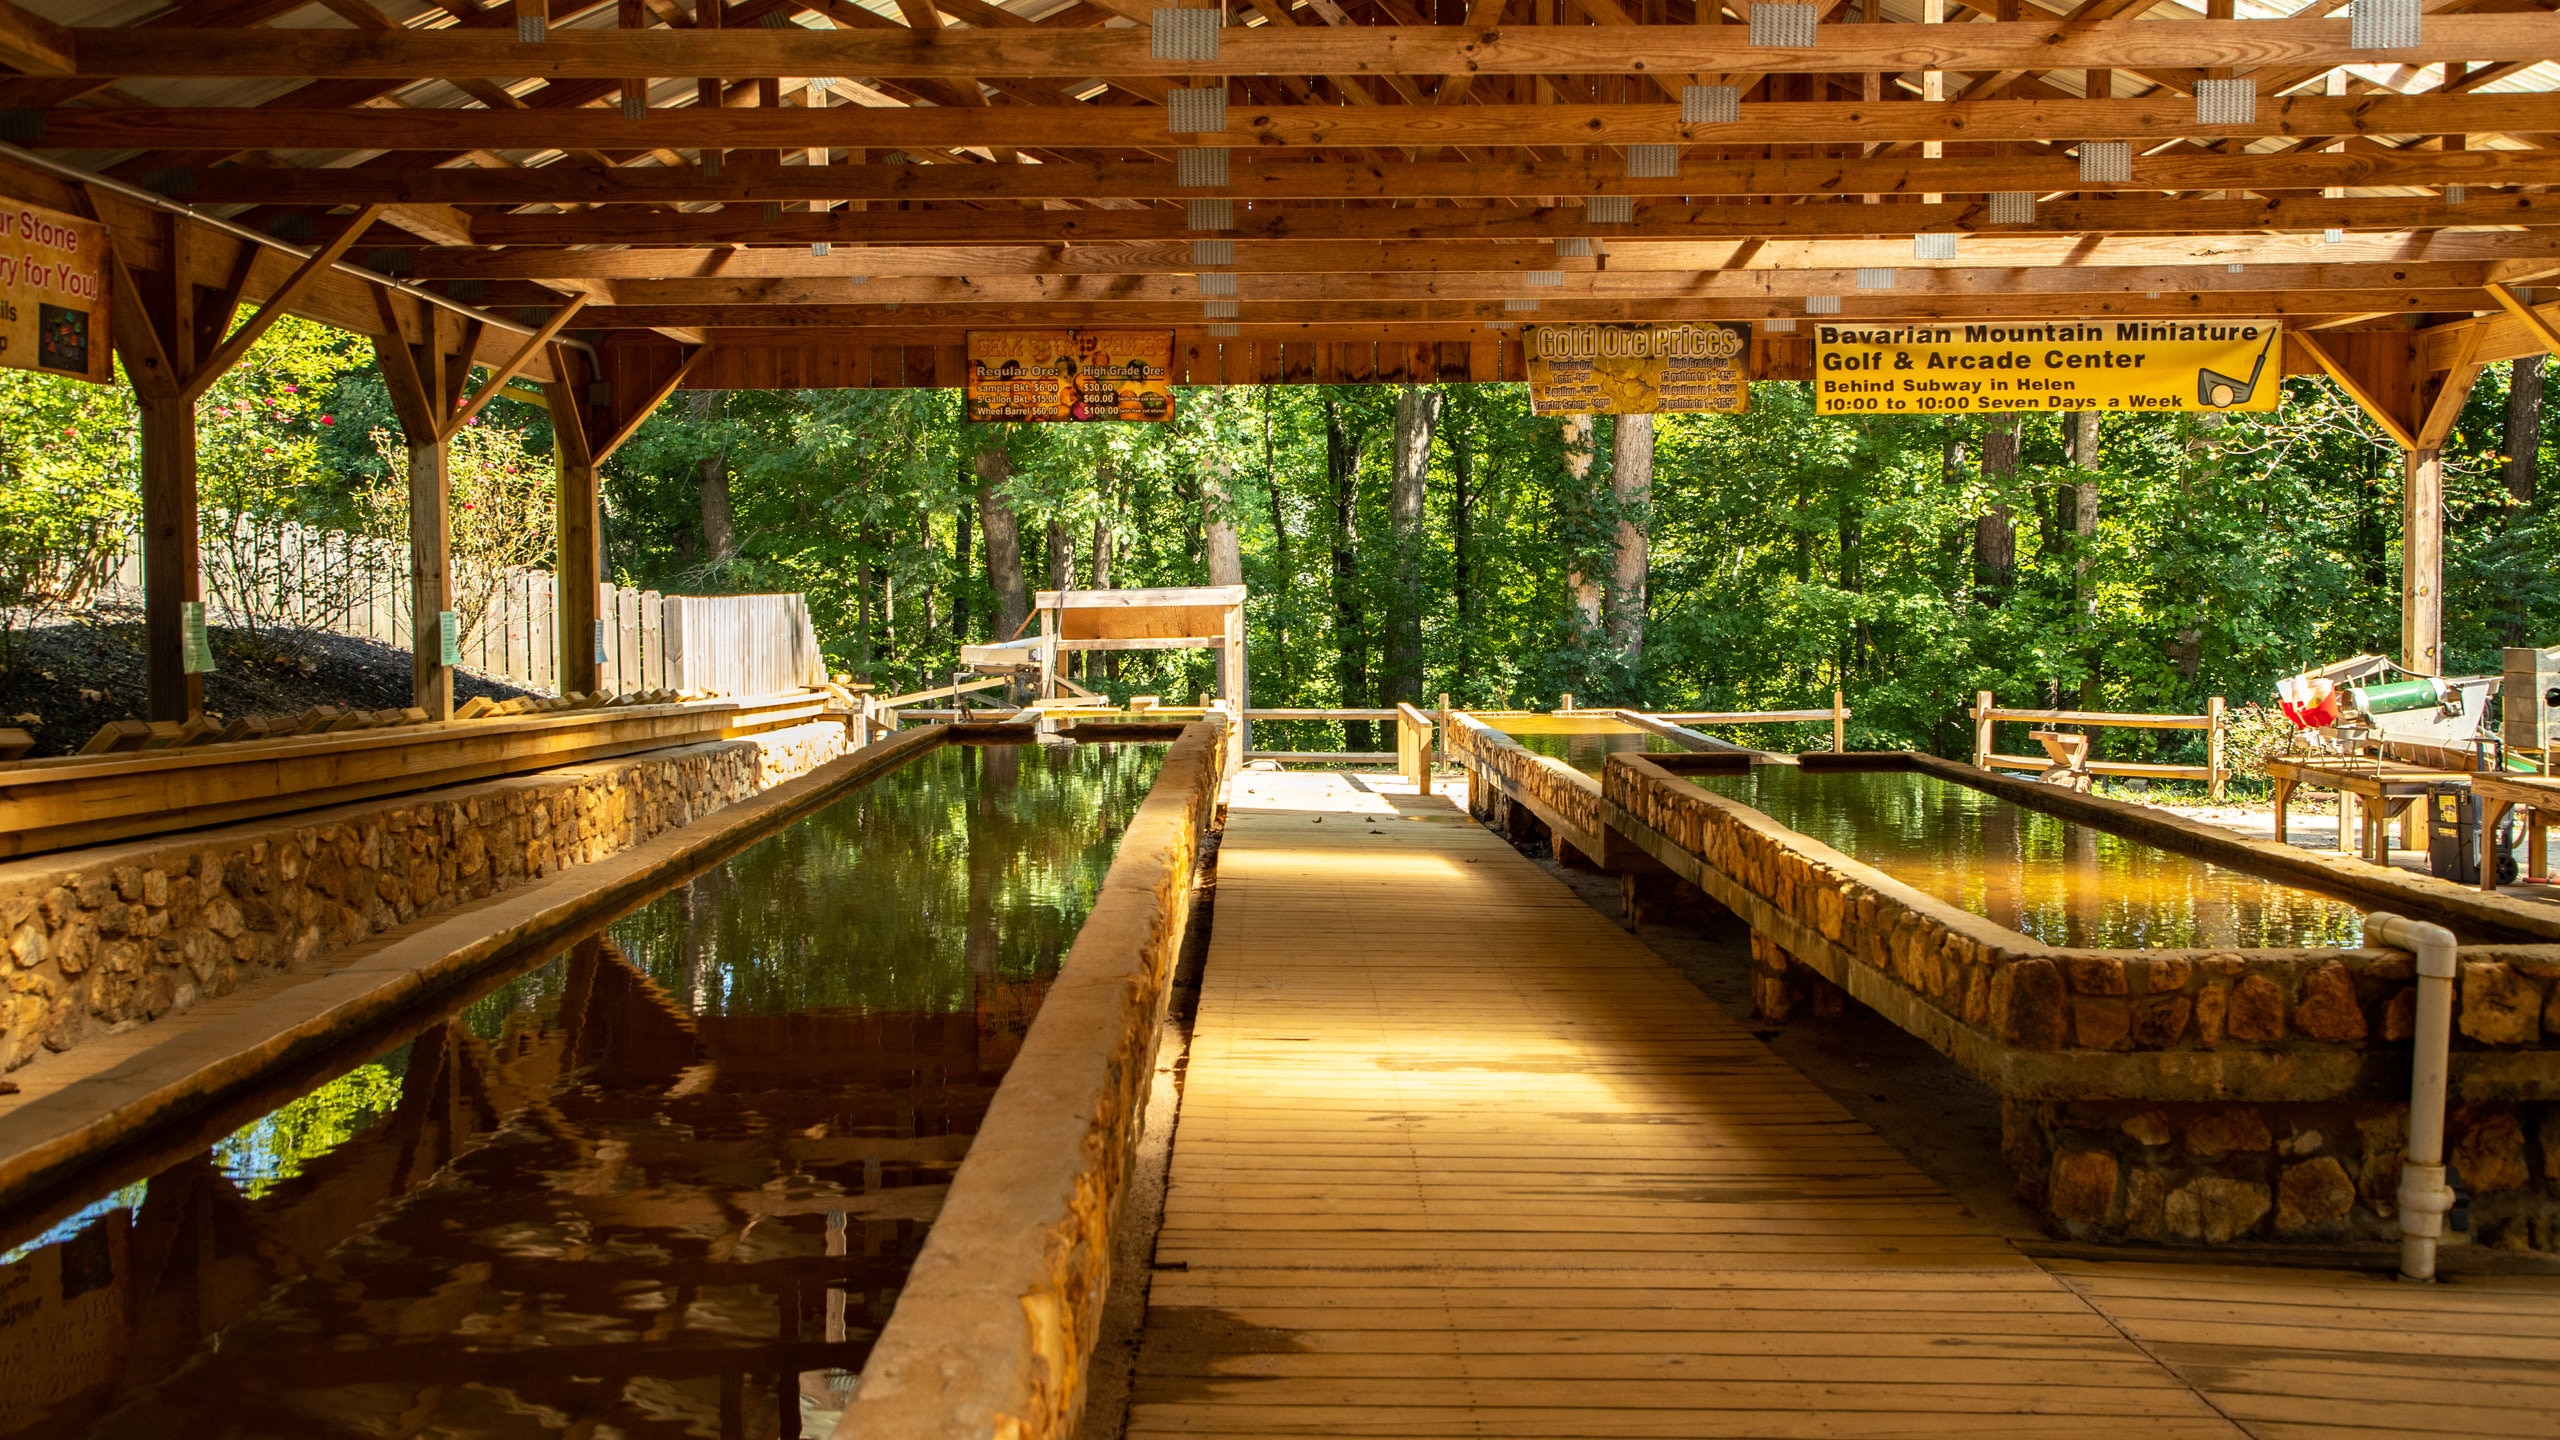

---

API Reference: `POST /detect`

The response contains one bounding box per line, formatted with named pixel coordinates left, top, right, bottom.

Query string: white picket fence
left=104, top=519, right=827, bottom=699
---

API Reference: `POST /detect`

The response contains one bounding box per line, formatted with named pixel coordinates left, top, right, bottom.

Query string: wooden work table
left=2263, top=755, right=2463, bottom=864
left=2468, top=771, right=2560, bottom=891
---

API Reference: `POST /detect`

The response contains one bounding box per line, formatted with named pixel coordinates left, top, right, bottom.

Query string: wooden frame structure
left=0, top=0, right=2549, bottom=724
left=1973, top=689, right=2231, bottom=797
left=959, top=584, right=1247, bottom=757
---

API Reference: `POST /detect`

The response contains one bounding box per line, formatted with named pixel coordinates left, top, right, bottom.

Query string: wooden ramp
left=1130, top=769, right=2239, bottom=1438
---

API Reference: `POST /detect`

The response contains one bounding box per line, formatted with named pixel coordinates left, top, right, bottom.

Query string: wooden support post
left=1832, top=688, right=1847, bottom=753
left=1973, top=689, right=1995, bottom=769
left=368, top=286, right=455, bottom=719
left=2206, top=694, right=2227, bottom=800
left=2402, top=445, right=2444, bottom=678
left=553, top=343, right=605, bottom=698
left=2402, top=324, right=2483, bottom=679
left=137, top=393, right=201, bottom=722
left=108, top=219, right=209, bottom=725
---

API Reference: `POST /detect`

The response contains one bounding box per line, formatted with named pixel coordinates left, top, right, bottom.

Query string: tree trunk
left=1450, top=418, right=1476, bottom=688
left=1605, top=410, right=1653, bottom=673
left=1974, top=416, right=2019, bottom=606
left=1203, top=457, right=1244, bottom=586
left=952, top=504, right=973, bottom=658
left=1383, top=385, right=1440, bottom=706
left=2508, top=354, right=2544, bottom=508
left=1561, top=414, right=1602, bottom=633
left=975, top=445, right=1027, bottom=642
left=1325, top=395, right=1372, bottom=751
left=1093, top=459, right=1120, bottom=681
left=697, top=450, right=738, bottom=564
left=2067, top=411, right=2102, bottom=710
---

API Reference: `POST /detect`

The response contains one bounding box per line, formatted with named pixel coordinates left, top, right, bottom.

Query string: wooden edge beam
left=2486, top=281, right=2560, bottom=361
left=2290, top=330, right=2418, bottom=451
left=445, top=294, right=587, bottom=438
left=2414, top=320, right=2486, bottom=451
left=367, top=282, right=440, bottom=441
left=0, top=0, right=73, bottom=75
left=549, top=341, right=594, bottom=469
left=592, top=342, right=709, bottom=465
left=180, top=203, right=387, bottom=404
left=104, top=249, right=179, bottom=404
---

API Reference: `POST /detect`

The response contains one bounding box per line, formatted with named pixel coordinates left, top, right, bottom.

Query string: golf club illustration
left=2197, top=327, right=2279, bottom=408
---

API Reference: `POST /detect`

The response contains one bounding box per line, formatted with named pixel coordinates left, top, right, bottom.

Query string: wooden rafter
left=179, top=203, right=387, bottom=403
left=446, top=295, right=588, bottom=435
left=34, top=91, right=2559, bottom=151
left=63, top=15, right=2559, bottom=80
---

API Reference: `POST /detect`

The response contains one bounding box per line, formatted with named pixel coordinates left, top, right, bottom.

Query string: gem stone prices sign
left=1521, top=322, right=1751, bottom=416
left=1812, top=320, right=2284, bottom=416
left=965, top=331, right=1176, bottom=423
left=0, top=201, right=110, bottom=385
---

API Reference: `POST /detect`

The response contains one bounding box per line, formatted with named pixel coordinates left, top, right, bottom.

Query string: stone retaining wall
left=1447, top=714, right=1608, bottom=862
left=0, top=719, right=849, bottom=1075
left=1601, top=752, right=2560, bottom=1252
left=837, top=718, right=1226, bottom=1440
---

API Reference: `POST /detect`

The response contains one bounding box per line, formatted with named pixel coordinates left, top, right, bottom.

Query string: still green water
left=0, top=739, right=1163, bottom=1440
left=1692, top=765, right=2369, bottom=949
left=1509, top=728, right=1692, bottom=775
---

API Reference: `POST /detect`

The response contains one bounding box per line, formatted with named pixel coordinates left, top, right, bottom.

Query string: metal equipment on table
left=2270, top=653, right=2513, bottom=881
left=2501, top=645, right=2560, bottom=759
left=2424, top=784, right=2521, bottom=889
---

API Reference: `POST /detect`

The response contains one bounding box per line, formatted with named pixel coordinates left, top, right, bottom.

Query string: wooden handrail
left=1972, top=690, right=2230, bottom=799
left=1973, top=705, right=2213, bottom=729
left=1245, top=707, right=1401, bottom=720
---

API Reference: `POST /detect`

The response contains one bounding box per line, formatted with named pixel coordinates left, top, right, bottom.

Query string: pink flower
left=319, top=416, right=334, bottom=425
left=281, top=385, right=298, bottom=393
left=262, top=447, right=276, bottom=455
left=61, top=427, right=74, bottom=437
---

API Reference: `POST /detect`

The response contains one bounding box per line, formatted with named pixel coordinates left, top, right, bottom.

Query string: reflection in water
left=1508, top=728, right=1690, bottom=776
left=1695, top=766, right=2368, bottom=949
left=0, top=740, right=1163, bottom=1440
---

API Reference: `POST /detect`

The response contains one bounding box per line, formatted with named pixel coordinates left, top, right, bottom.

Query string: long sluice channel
left=0, top=740, right=1163, bottom=1440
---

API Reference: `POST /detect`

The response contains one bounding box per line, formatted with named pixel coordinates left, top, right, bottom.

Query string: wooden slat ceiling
left=0, top=0, right=2553, bottom=371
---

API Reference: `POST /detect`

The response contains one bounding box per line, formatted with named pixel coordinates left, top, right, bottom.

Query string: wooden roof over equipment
left=0, top=0, right=2551, bottom=435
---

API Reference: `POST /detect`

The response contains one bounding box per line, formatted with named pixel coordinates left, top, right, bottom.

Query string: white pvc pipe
left=2366, top=911, right=2460, bottom=1282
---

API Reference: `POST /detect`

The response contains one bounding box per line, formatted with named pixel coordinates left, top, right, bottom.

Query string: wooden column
left=2403, top=321, right=2488, bottom=678
left=2402, top=446, right=2444, bottom=677
left=553, top=343, right=605, bottom=697
left=370, top=290, right=460, bottom=719
left=137, top=392, right=201, bottom=721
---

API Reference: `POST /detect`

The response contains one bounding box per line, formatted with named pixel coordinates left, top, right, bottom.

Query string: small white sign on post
left=180, top=601, right=216, bottom=674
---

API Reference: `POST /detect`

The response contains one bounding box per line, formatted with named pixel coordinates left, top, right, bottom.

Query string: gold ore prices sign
left=1523, top=322, right=1750, bottom=416
left=1812, top=320, right=2283, bottom=417
left=0, top=201, right=110, bottom=385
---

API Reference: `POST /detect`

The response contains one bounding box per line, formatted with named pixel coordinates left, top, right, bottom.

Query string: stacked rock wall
left=0, top=720, right=848, bottom=1073
left=1599, top=752, right=2560, bottom=1251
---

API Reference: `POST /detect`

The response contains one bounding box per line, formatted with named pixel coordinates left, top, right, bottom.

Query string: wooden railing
left=1652, top=690, right=1854, bottom=752
left=0, top=691, right=836, bottom=858
left=1241, top=708, right=1400, bottom=764
left=1970, top=690, right=2230, bottom=798
left=1396, top=702, right=1436, bottom=793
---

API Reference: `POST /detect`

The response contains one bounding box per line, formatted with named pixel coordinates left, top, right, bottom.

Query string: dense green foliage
left=0, top=311, right=2545, bottom=768
left=602, top=365, right=2546, bottom=764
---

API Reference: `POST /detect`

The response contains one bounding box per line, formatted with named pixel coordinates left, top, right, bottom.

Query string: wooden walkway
left=1127, top=770, right=2560, bottom=1440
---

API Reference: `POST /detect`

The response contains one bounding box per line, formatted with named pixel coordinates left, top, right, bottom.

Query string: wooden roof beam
left=63, top=14, right=2558, bottom=79
left=568, top=288, right=2492, bottom=328
left=462, top=189, right=2560, bottom=244
left=37, top=91, right=2557, bottom=152
left=169, top=144, right=2560, bottom=204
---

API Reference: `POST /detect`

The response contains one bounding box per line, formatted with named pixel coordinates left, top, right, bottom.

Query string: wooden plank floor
left=1130, top=771, right=2241, bottom=1438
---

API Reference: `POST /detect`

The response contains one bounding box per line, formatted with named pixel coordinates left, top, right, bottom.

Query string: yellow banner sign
left=0, top=201, right=110, bottom=385
left=1522, top=322, right=1750, bottom=416
left=1813, top=320, right=2283, bottom=417
left=966, top=331, right=1174, bottom=423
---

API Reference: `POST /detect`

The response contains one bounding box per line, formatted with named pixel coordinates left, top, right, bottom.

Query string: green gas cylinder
left=2349, top=678, right=2445, bottom=715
